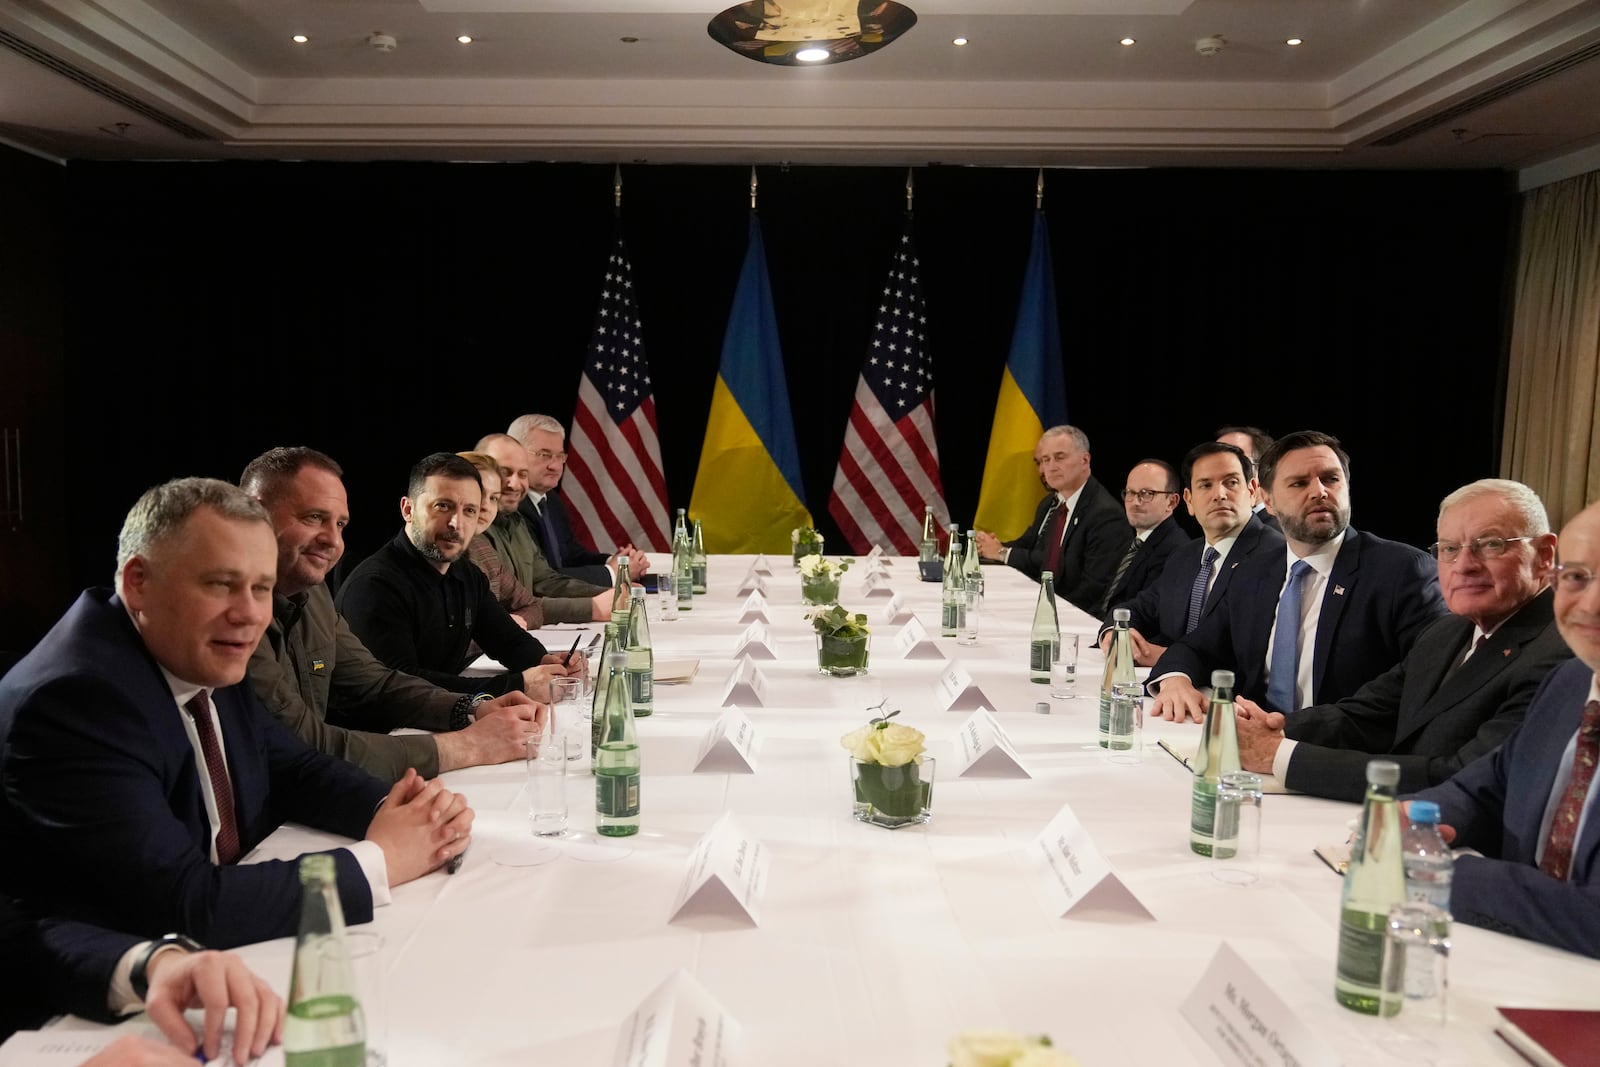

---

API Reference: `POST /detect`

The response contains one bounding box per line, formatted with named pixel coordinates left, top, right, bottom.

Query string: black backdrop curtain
left=57, top=161, right=1513, bottom=593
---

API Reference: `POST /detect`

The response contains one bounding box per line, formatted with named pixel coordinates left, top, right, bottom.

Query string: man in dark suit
left=1149, top=430, right=1448, bottom=721
left=1216, top=424, right=1280, bottom=533
left=1408, top=498, right=1600, bottom=958
left=505, top=413, right=650, bottom=586
left=1100, top=442, right=1284, bottom=665
left=1094, top=459, right=1185, bottom=615
left=973, top=425, right=1127, bottom=615
left=1235, top=479, right=1569, bottom=801
left=0, top=479, right=473, bottom=950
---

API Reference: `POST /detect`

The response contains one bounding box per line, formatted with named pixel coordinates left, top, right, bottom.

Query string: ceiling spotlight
left=953, top=37, right=968, bottom=46
left=292, top=34, right=308, bottom=44
left=620, top=36, right=640, bottom=43
left=1286, top=37, right=1303, bottom=46
left=708, top=1, right=917, bottom=67
left=368, top=32, right=397, bottom=52
left=1119, top=37, right=1136, bottom=47
left=796, top=47, right=829, bottom=62
left=457, top=35, right=473, bottom=44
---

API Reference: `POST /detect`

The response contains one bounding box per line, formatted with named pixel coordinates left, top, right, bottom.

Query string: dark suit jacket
left=1101, top=515, right=1286, bottom=646
left=1002, top=475, right=1128, bottom=614
left=1, top=898, right=142, bottom=1036
left=1150, top=526, right=1448, bottom=709
left=0, top=590, right=389, bottom=949
left=1413, top=658, right=1600, bottom=958
left=1097, top=515, right=1185, bottom=614
left=1283, top=590, right=1571, bottom=801
left=521, top=490, right=611, bottom=587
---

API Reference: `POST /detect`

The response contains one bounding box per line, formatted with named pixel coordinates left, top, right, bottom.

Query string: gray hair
left=1438, top=478, right=1550, bottom=536
left=116, top=478, right=271, bottom=580
left=507, top=413, right=564, bottom=446
left=1041, top=425, right=1090, bottom=453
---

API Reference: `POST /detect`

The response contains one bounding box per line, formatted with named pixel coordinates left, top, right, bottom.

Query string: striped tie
left=1099, top=535, right=1141, bottom=614
left=1538, top=700, right=1600, bottom=881
left=185, top=691, right=241, bottom=865
left=1265, top=560, right=1313, bottom=713
left=1184, top=546, right=1220, bottom=634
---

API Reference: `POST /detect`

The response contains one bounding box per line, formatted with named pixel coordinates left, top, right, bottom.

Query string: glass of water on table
left=1050, top=633, right=1078, bottom=698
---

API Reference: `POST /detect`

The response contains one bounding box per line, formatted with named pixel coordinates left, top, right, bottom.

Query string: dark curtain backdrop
left=52, top=160, right=1513, bottom=601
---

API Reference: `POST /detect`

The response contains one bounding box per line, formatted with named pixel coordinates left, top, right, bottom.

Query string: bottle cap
left=1409, top=800, right=1440, bottom=824
left=1113, top=608, right=1131, bottom=621
left=1366, top=759, right=1401, bottom=787
left=1210, top=669, right=1234, bottom=688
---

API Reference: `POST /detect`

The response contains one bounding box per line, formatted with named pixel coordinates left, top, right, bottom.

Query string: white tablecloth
left=54, top=555, right=1600, bottom=1065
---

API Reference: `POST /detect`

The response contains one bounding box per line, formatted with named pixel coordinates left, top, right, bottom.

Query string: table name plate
left=1179, top=943, right=1337, bottom=1067
left=669, top=813, right=768, bottom=925
left=613, top=970, right=740, bottom=1067
left=880, top=592, right=913, bottom=625
left=736, top=591, right=769, bottom=624
left=1032, top=803, right=1153, bottom=919
left=952, top=708, right=1030, bottom=778
left=694, top=707, right=761, bottom=773
left=719, top=661, right=769, bottom=707
left=731, top=621, right=777, bottom=660
left=750, top=553, right=773, bottom=575
left=860, top=572, right=893, bottom=598
left=935, top=662, right=995, bottom=712
left=892, top=615, right=945, bottom=661
left=735, top=572, right=769, bottom=597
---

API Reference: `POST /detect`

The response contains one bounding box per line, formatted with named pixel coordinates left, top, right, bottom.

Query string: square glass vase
left=850, top=756, right=935, bottom=829
left=816, top=632, right=870, bottom=677
left=792, top=530, right=824, bottom=567
left=800, top=574, right=841, bottom=606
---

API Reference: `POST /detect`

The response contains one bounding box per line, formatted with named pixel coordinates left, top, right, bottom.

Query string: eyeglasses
left=1123, top=488, right=1176, bottom=503
left=532, top=450, right=568, bottom=464
left=1427, top=536, right=1534, bottom=561
left=1554, top=563, right=1597, bottom=593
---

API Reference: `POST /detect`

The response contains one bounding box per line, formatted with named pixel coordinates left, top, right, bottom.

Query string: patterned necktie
left=1185, top=546, right=1220, bottom=634
left=1265, top=559, right=1313, bottom=713
left=538, top=501, right=563, bottom=568
left=1099, top=535, right=1141, bottom=614
left=1538, top=700, right=1600, bottom=881
left=184, top=691, right=241, bottom=864
left=1043, top=502, right=1070, bottom=577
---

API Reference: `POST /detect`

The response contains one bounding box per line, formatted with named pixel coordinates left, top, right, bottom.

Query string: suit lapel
left=1391, top=620, right=1473, bottom=744
left=1310, top=529, right=1362, bottom=701
left=1509, top=668, right=1593, bottom=864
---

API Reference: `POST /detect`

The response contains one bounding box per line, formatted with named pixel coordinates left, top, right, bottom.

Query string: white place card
left=865, top=544, right=884, bottom=562
left=735, top=571, right=768, bottom=597
left=934, top=662, right=995, bottom=712
left=1180, top=943, right=1339, bottom=1067
left=751, top=553, right=773, bottom=575
left=718, top=661, right=768, bottom=707
left=880, top=592, right=913, bottom=625
left=669, top=813, right=768, bottom=925
left=860, top=571, right=893, bottom=598
left=1031, top=803, right=1153, bottom=919
left=951, top=708, right=1030, bottom=778
left=612, top=970, right=740, bottom=1067
left=736, top=591, right=769, bottom=623
left=731, top=621, right=777, bottom=660
left=892, top=615, right=945, bottom=661
left=694, top=707, right=762, bottom=773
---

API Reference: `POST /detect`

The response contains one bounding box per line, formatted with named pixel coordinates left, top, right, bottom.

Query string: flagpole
left=750, top=166, right=758, bottom=211
left=613, top=164, right=622, bottom=213
left=1036, top=167, right=1045, bottom=210
left=905, top=167, right=914, bottom=216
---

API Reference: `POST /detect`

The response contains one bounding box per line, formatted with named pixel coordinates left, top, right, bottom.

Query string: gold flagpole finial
left=905, top=168, right=915, bottom=214
left=750, top=166, right=759, bottom=211
left=613, top=164, right=623, bottom=210
left=1036, top=168, right=1045, bottom=210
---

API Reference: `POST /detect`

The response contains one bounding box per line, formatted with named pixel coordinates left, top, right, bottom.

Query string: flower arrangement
left=806, top=603, right=870, bottom=639
left=798, top=554, right=854, bottom=605
left=839, top=706, right=924, bottom=767
left=792, top=525, right=825, bottom=565
left=808, top=604, right=871, bottom=677
left=841, top=706, right=931, bottom=826
left=797, top=554, right=853, bottom=579
left=947, top=1031, right=1079, bottom=1067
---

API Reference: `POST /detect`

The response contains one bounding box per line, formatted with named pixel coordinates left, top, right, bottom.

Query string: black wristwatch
left=449, top=691, right=495, bottom=731
left=130, top=932, right=204, bottom=1001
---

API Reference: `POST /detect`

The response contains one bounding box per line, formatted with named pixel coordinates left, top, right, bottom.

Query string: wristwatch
left=449, top=691, right=495, bottom=731
left=130, top=932, right=204, bottom=1001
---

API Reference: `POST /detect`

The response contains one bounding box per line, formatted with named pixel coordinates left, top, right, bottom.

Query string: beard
left=1279, top=501, right=1350, bottom=545
left=407, top=515, right=462, bottom=564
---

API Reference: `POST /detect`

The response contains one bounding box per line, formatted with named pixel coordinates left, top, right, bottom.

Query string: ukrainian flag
left=691, top=214, right=812, bottom=552
left=974, top=209, right=1069, bottom=541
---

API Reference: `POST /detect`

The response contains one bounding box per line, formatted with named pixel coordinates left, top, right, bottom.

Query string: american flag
left=828, top=217, right=949, bottom=554
left=565, top=224, right=671, bottom=552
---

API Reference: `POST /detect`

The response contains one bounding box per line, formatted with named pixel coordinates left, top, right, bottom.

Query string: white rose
left=947, top=1031, right=1030, bottom=1067
left=873, top=722, right=926, bottom=767
left=798, top=554, right=826, bottom=577
left=839, top=725, right=878, bottom=762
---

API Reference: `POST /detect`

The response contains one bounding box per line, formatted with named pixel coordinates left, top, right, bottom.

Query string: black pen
left=446, top=845, right=468, bottom=874
left=562, top=634, right=582, bottom=665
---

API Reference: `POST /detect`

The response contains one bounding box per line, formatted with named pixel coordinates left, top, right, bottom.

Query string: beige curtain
left=1503, top=171, right=1600, bottom=528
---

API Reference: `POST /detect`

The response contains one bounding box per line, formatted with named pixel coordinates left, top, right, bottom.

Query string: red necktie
left=185, top=691, right=241, bottom=865
left=1043, top=503, right=1069, bottom=577
left=1539, top=700, right=1600, bottom=881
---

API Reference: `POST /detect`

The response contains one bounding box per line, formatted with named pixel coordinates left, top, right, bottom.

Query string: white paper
left=1179, top=943, right=1340, bottom=1067
left=751, top=553, right=773, bottom=575
left=0, top=1028, right=281, bottom=1066
left=736, top=591, right=769, bottom=623
left=951, top=708, right=1030, bottom=778
left=668, top=813, right=768, bottom=925
left=718, top=661, right=768, bottom=707
left=880, top=592, right=913, bottom=625
left=735, top=572, right=768, bottom=597
left=859, top=571, right=893, bottom=598
left=934, top=662, right=994, bottom=712
left=731, top=620, right=777, bottom=660
left=611, top=970, right=740, bottom=1067
left=694, top=708, right=762, bottom=773
left=1031, top=803, right=1153, bottom=919
left=865, top=544, right=884, bottom=562
left=892, top=615, right=945, bottom=661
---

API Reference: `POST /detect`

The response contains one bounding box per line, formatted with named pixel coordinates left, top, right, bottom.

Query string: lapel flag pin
left=1333, top=585, right=1345, bottom=596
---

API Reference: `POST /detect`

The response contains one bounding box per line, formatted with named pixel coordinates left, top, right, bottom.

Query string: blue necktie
left=1184, top=546, right=1220, bottom=634
left=1266, top=559, right=1313, bottom=712
left=538, top=502, right=563, bottom=568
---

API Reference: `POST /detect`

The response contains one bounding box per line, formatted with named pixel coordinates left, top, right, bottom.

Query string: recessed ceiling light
left=1120, top=37, right=1136, bottom=47
left=291, top=34, right=308, bottom=44
left=457, top=35, right=473, bottom=44
left=1286, top=37, right=1303, bottom=46
left=796, top=47, right=830, bottom=62
left=620, top=36, right=639, bottom=43
left=952, top=37, right=968, bottom=46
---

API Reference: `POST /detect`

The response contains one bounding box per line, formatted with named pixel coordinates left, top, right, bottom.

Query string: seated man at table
left=475, top=434, right=612, bottom=602
left=507, top=413, right=651, bottom=586
left=242, top=446, right=547, bottom=780
left=337, top=452, right=582, bottom=697
left=2, top=897, right=281, bottom=1065
left=1094, top=458, right=1185, bottom=615
left=0, top=478, right=473, bottom=948
left=1099, top=441, right=1282, bottom=665
left=1215, top=424, right=1279, bottom=531
left=1407, top=497, right=1600, bottom=958
left=1149, top=430, right=1447, bottom=721
left=1235, top=478, right=1570, bottom=801
left=973, top=424, right=1126, bottom=614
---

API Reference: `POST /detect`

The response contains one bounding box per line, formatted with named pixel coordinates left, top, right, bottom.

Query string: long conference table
left=52, top=555, right=1600, bottom=1065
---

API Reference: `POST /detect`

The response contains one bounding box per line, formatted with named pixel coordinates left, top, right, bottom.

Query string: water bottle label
left=1029, top=641, right=1053, bottom=672
left=627, top=669, right=652, bottom=704
left=1336, top=918, right=1386, bottom=987
left=596, top=773, right=640, bottom=817
left=943, top=602, right=963, bottom=631
left=1190, top=785, right=1217, bottom=837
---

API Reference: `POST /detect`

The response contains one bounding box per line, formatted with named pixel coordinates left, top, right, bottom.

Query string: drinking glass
left=959, top=578, right=981, bottom=645
left=1050, top=633, right=1079, bottom=698
left=656, top=573, right=679, bottom=621
left=1107, top=682, right=1143, bottom=761
left=526, top=725, right=572, bottom=837
left=326, top=930, right=386, bottom=1066
left=1211, top=771, right=1263, bottom=885
left=547, top=677, right=584, bottom=761
left=1381, top=902, right=1450, bottom=1023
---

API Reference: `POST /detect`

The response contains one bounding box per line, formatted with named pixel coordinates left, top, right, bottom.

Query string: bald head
left=1555, top=500, right=1600, bottom=671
